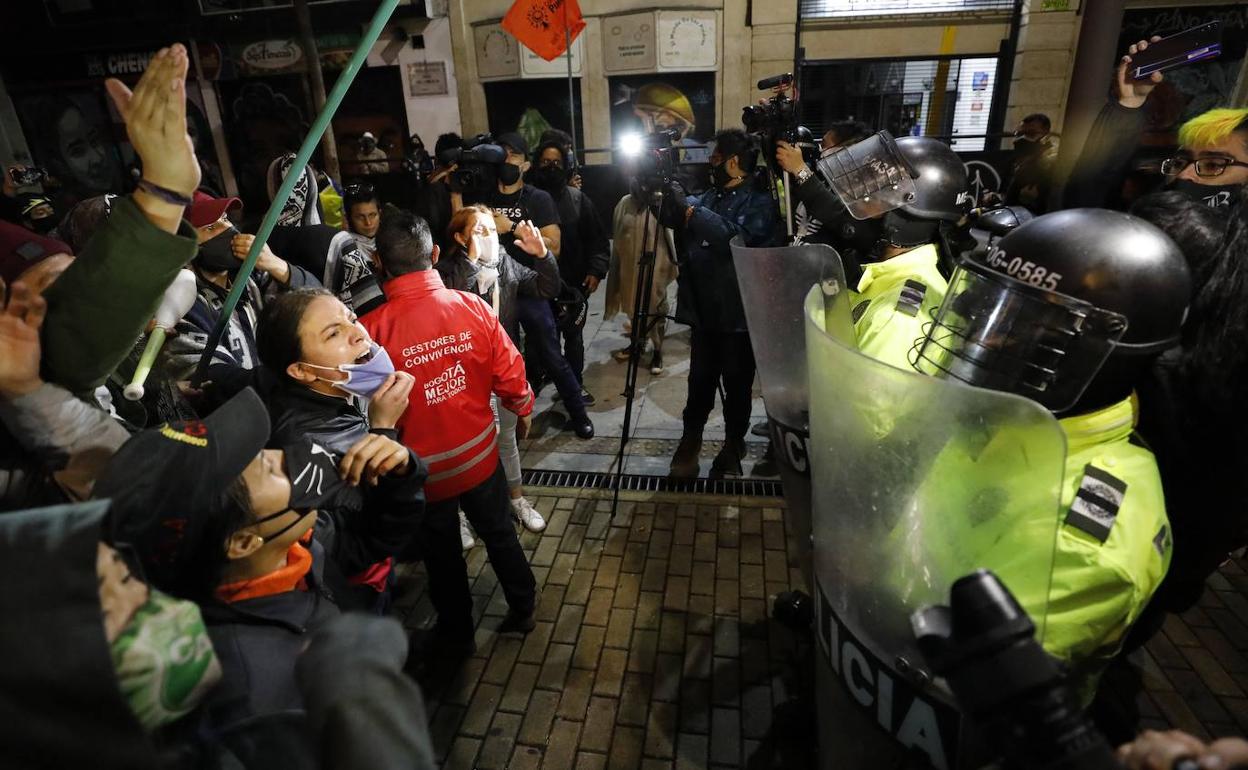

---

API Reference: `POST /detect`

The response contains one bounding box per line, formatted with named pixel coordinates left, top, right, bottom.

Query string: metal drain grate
left=521, top=469, right=784, bottom=498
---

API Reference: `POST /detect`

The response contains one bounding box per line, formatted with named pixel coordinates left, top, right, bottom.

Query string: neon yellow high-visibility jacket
left=852, top=243, right=948, bottom=372
left=1044, top=396, right=1171, bottom=695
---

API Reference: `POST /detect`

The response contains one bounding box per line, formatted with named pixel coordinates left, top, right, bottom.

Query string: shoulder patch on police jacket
left=1064, top=464, right=1129, bottom=543
left=896, top=280, right=927, bottom=317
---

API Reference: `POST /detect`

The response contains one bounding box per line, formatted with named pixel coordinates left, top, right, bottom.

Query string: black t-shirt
left=483, top=184, right=560, bottom=266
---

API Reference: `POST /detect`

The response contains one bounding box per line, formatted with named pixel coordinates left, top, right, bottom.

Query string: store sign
left=603, top=11, right=656, bottom=73
left=657, top=10, right=717, bottom=71
left=240, top=40, right=303, bottom=72
left=476, top=23, right=521, bottom=80
left=520, top=34, right=584, bottom=78
left=407, top=62, right=449, bottom=96
left=85, top=50, right=160, bottom=78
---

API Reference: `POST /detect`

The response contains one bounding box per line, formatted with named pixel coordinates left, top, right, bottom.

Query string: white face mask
left=471, top=233, right=501, bottom=268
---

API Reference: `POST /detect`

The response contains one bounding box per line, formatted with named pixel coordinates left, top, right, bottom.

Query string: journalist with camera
left=659, top=128, right=779, bottom=479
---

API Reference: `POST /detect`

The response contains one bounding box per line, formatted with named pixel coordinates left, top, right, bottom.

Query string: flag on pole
left=501, top=0, right=586, bottom=62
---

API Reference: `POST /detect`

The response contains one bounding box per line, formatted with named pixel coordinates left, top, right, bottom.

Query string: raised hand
left=1116, top=36, right=1164, bottom=109
left=367, top=371, right=415, bottom=429
left=339, top=433, right=411, bottom=486
left=514, top=220, right=547, bottom=258
left=105, top=45, right=201, bottom=198
left=0, top=281, right=48, bottom=398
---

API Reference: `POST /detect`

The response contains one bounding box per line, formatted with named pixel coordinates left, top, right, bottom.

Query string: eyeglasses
left=1161, top=155, right=1248, bottom=178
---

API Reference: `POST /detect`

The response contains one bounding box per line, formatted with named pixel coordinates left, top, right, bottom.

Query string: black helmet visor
left=815, top=131, right=918, bottom=221
left=913, top=262, right=1128, bottom=412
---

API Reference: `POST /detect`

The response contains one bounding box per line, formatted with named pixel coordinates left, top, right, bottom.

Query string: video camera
left=912, top=570, right=1120, bottom=770
left=621, top=128, right=680, bottom=202
left=743, top=73, right=801, bottom=175
left=434, top=133, right=507, bottom=197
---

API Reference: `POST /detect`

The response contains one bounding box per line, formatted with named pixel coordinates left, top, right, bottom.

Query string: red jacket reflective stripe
left=361, top=270, right=534, bottom=502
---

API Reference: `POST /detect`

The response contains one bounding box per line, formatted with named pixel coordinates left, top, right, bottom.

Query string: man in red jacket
left=362, top=210, right=539, bottom=659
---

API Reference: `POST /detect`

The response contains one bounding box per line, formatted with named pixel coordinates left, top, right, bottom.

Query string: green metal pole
left=192, top=0, right=400, bottom=385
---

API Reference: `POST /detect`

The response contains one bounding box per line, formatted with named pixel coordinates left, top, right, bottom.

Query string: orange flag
left=501, top=0, right=586, bottom=62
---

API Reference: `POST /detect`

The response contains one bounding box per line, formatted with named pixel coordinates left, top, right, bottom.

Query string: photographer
left=474, top=132, right=593, bottom=437
left=412, top=132, right=461, bottom=252
left=662, top=129, right=779, bottom=479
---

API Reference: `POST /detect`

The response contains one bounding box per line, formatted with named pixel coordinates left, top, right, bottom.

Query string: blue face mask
left=301, top=342, right=396, bottom=400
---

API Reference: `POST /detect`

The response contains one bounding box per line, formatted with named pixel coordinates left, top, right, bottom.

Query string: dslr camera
left=434, top=133, right=507, bottom=197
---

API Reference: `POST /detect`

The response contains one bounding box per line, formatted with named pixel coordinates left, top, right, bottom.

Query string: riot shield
left=804, top=283, right=1067, bottom=770
left=731, top=238, right=845, bottom=589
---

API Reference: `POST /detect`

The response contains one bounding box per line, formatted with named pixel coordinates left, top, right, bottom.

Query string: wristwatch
left=795, top=167, right=814, bottom=185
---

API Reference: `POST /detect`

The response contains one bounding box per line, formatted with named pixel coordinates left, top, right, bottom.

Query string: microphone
left=124, top=269, right=198, bottom=401
left=757, top=73, right=793, bottom=90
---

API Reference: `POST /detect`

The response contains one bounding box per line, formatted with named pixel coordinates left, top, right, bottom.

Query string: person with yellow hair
left=1066, top=35, right=1247, bottom=211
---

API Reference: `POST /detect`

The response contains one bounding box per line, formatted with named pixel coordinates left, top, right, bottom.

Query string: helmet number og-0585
left=986, top=247, right=1062, bottom=292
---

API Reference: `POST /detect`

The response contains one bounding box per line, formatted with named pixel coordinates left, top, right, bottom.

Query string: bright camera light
left=619, top=133, right=643, bottom=157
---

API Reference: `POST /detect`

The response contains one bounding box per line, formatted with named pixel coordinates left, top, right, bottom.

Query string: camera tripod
left=610, top=189, right=676, bottom=518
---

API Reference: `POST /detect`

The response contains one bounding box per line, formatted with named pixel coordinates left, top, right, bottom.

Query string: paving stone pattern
left=393, top=488, right=1248, bottom=768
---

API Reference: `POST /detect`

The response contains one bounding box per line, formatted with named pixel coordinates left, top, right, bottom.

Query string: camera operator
left=530, top=139, right=610, bottom=401
left=784, top=122, right=869, bottom=248
left=662, top=129, right=779, bottom=479
left=472, top=132, right=593, bottom=438
left=776, top=134, right=970, bottom=371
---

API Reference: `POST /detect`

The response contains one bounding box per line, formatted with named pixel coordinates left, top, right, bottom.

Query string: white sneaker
left=511, top=496, right=547, bottom=532
left=459, top=511, right=475, bottom=550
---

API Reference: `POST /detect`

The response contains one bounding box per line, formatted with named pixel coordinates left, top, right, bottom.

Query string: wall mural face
left=608, top=72, right=715, bottom=164
left=1118, top=5, right=1247, bottom=139
left=218, top=77, right=311, bottom=214
left=15, top=89, right=125, bottom=204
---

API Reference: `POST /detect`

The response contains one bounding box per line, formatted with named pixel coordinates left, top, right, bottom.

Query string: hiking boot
left=668, top=432, right=703, bottom=479
left=710, top=438, right=746, bottom=480
left=511, top=496, right=547, bottom=532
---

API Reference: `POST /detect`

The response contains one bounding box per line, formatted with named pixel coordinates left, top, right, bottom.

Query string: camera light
left=619, top=133, right=643, bottom=157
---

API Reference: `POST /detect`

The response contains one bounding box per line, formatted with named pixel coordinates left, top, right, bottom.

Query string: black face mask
left=194, top=227, right=241, bottom=274
left=28, top=215, right=59, bottom=235
left=1013, top=136, right=1047, bottom=159
left=1169, top=178, right=1243, bottom=209
left=532, top=166, right=567, bottom=194
left=711, top=161, right=733, bottom=188
left=283, top=439, right=345, bottom=512
left=499, top=163, right=522, bottom=186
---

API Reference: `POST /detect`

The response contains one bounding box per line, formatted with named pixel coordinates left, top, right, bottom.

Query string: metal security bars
left=799, top=0, right=1015, bottom=20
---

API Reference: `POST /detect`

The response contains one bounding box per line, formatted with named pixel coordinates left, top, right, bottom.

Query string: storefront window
left=800, top=56, right=999, bottom=150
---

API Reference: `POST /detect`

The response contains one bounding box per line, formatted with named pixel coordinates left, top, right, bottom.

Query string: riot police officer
left=778, top=133, right=971, bottom=370
left=913, top=207, right=1191, bottom=699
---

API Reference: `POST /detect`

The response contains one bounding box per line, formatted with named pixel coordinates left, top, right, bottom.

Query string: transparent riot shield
left=731, top=238, right=845, bottom=590
left=804, top=283, right=1067, bottom=770
left=815, top=130, right=918, bottom=220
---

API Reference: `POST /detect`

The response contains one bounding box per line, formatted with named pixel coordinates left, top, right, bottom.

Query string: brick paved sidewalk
left=391, top=488, right=1248, bottom=768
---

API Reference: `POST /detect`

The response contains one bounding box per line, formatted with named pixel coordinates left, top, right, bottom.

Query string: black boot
left=710, top=437, right=745, bottom=479
left=668, top=431, right=703, bottom=478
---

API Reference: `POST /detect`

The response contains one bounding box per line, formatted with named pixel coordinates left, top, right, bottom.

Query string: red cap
left=187, top=190, right=242, bottom=229
left=0, top=219, right=72, bottom=284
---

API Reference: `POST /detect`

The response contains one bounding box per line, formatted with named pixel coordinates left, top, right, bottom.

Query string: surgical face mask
left=300, top=341, right=396, bottom=399
left=499, top=162, right=522, bottom=186
left=195, top=227, right=241, bottom=273
left=1169, top=178, right=1242, bottom=209
left=110, top=587, right=222, bottom=731
left=471, top=233, right=501, bottom=267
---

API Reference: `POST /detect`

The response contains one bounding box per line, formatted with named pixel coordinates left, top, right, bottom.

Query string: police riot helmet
left=914, top=208, right=1191, bottom=414
left=818, top=132, right=972, bottom=251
